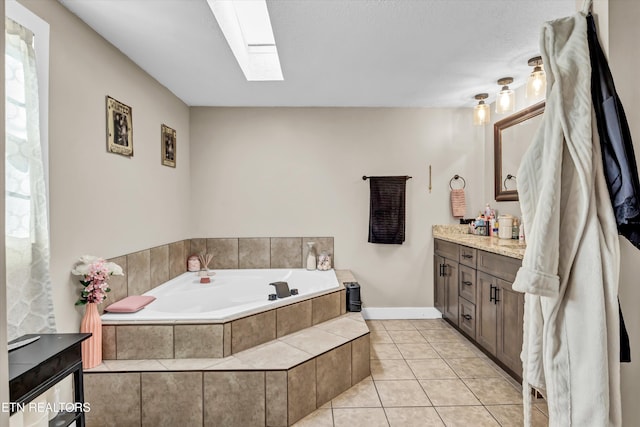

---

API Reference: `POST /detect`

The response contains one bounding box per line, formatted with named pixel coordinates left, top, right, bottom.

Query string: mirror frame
left=494, top=100, right=545, bottom=201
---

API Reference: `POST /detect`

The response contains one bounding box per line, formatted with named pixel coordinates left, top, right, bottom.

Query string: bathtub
left=101, top=268, right=341, bottom=322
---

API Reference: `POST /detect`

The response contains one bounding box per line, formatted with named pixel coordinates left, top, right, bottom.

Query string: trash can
left=345, top=282, right=362, bottom=312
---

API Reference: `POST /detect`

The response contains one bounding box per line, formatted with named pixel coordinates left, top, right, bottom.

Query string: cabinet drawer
left=459, top=246, right=477, bottom=268
left=435, top=239, right=459, bottom=260
left=477, top=250, right=521, bottom=282
left=458, top=298, right=476, bottom=340
left=458, top=264, right=476, bottom=304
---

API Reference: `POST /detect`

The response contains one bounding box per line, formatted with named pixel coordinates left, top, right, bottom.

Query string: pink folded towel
left=451, top=189, right=466, bottom=218
left=104, top=295, right=156, bottom=313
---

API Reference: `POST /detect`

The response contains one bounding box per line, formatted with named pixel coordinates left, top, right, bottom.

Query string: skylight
left=207, top=0, right=284, bottom=81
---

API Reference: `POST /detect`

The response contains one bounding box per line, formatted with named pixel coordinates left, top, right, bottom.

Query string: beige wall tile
left=207, top=238, right=239, bottom=269
left=316, top=343, right=352, bottom=407
left=85, top=373, right=141, bottom=427
left=231, top=310, right=276, bottom=353
left=302, top=237, right=334, bottom=267
left=102, top=325, right=116, bottom=360
left=104, top=255, right=128, bottom=314
left=351, top=334, right=370, bottom=384
left=276, top=300, right=312, bottom=337
left=270, top=237, right=302, bottom=268
left=190, top=238, right=207, bottom=256
left=127, top=250, right=151, bottom=296
left=116, top=325, right=174, bottom=359
left=149, top=245, right=169, bottom=288
left=174, top=324, right=224, bottom=358
left=239, top=238, right=270, bottom=269
left=169, top=240, right=187, bottom=279
left=141, top=372, right=203, bottom=427
left=223, top=322, right=232, bottom=356
left=312, top=291, right=341, bottom=325
left=204, top=371, right=265, bottom=427
left=288, top=359, right=317, bottom=425
left=266, top=371, right=288, bottom=426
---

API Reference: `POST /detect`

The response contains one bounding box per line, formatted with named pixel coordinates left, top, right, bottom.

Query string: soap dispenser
left=306, top=242, right=317, bottom=271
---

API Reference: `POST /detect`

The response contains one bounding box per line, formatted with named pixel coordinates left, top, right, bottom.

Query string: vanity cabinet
left=434, top=238, right=524, bottom=379
left=434, top=240, right=459, bottom=326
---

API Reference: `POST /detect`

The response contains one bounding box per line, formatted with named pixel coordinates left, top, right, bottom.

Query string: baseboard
left=361, top=307, right=443, bottom=320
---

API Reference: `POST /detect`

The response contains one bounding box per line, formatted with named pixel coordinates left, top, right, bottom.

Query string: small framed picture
left=106, top=96, right=133, bottom=157
left=161, top=124, right=176, bottom=167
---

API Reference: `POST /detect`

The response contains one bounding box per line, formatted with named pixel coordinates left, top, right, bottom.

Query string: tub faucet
left=269, top=281, right=291, bottom=298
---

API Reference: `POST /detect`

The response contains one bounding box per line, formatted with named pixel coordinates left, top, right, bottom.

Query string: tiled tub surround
left=104, top=236, right=334, bottom=314
left=85, top=312, right=370, bottom=427
left=102, top=270, right=354, bottom=359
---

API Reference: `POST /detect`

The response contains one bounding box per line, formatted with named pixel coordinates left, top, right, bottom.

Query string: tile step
left=85, top=312, right=370, bottom=426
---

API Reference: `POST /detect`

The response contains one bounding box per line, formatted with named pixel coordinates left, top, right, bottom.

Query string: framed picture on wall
left=106, top=96, right=133, bottom=157
left=161, top=124, right=176, bottom=167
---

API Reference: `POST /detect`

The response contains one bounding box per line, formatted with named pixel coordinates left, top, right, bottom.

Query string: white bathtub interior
left=101, top=268, right=340, bottom=322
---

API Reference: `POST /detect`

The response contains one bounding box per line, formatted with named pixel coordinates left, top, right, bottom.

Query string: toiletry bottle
left=512, top=219, right=519, bottom=240
left=489, top=218, right=494, bottom=237
left=485, top=204, right=492, bottom=218
left=493, top=219, right=499, bottom=237
left=519, top=222, right=525, bottom=245
left=306, top=242, right=317, bottom=271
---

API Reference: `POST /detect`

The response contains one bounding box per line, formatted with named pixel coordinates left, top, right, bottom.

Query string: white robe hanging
left=513, top=8, right=622, bottom=427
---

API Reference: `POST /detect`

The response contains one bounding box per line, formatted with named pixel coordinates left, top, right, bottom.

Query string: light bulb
left=495, top=78, right=515, bottom=114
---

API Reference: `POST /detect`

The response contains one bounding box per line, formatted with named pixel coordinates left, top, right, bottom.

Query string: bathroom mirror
left=494, top=101, right=545, bottom=201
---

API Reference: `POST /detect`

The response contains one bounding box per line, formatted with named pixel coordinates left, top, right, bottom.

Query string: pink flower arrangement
left=72, top=255, right=124, bottom=305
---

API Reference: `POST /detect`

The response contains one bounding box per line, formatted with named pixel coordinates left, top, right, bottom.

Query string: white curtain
left=5, top=18, right=55, bottom=340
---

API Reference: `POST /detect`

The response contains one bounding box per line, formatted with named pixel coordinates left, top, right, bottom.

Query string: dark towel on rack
left=368, top=177, right=406, bottom=244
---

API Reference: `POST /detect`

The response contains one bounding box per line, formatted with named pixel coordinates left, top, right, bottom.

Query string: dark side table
left=8, top=333, right=91, bottom=427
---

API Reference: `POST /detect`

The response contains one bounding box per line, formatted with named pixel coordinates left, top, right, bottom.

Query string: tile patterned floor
left=293, top=319, right=548, bottom=427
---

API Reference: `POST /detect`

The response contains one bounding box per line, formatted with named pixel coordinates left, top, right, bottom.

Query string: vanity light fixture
left=496, top=77, right=515, bottom=114
left=473, top=93, right=490, bottom=126
left=207, top=0, right=283, bottom=81
left=526, top=56, right=546, bottom=100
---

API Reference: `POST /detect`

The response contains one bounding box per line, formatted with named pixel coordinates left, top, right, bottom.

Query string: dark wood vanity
left=434, top=238, right=524, bottom=380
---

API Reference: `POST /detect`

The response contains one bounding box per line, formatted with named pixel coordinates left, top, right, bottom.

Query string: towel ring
left=503, top=174, right=516, bottom=190
left=449, top=174, right=466, bottom=190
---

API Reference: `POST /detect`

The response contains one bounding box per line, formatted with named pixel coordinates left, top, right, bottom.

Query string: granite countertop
left=432, top=225, right=526, bottom=260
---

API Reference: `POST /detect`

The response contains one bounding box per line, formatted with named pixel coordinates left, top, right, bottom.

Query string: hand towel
left=450, top=189, right=466, bottom=218
left=368, top=176, right=406, bottom=244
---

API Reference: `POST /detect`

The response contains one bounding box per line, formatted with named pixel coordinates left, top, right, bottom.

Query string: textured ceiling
left=58, top=0, right=576, bottom=107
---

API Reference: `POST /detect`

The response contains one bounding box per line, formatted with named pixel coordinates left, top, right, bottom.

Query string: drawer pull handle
left=462, top=314, right=472, bottom=320
left=494, top=288, right=501, bottom=303
left=462, top=281, right=472, bottom=286
left=489, top=284, right=496, bottom=303
left=461, top=254, right=473, bottom=259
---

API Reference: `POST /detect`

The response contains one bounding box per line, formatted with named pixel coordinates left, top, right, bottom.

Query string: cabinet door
left=434, top=255, right=445, bottom=315
left=476, top=271, right=498, bottom=355
left=496, top=279, right=524, bottom=376
left=443, top=261, right=459, bottom=325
